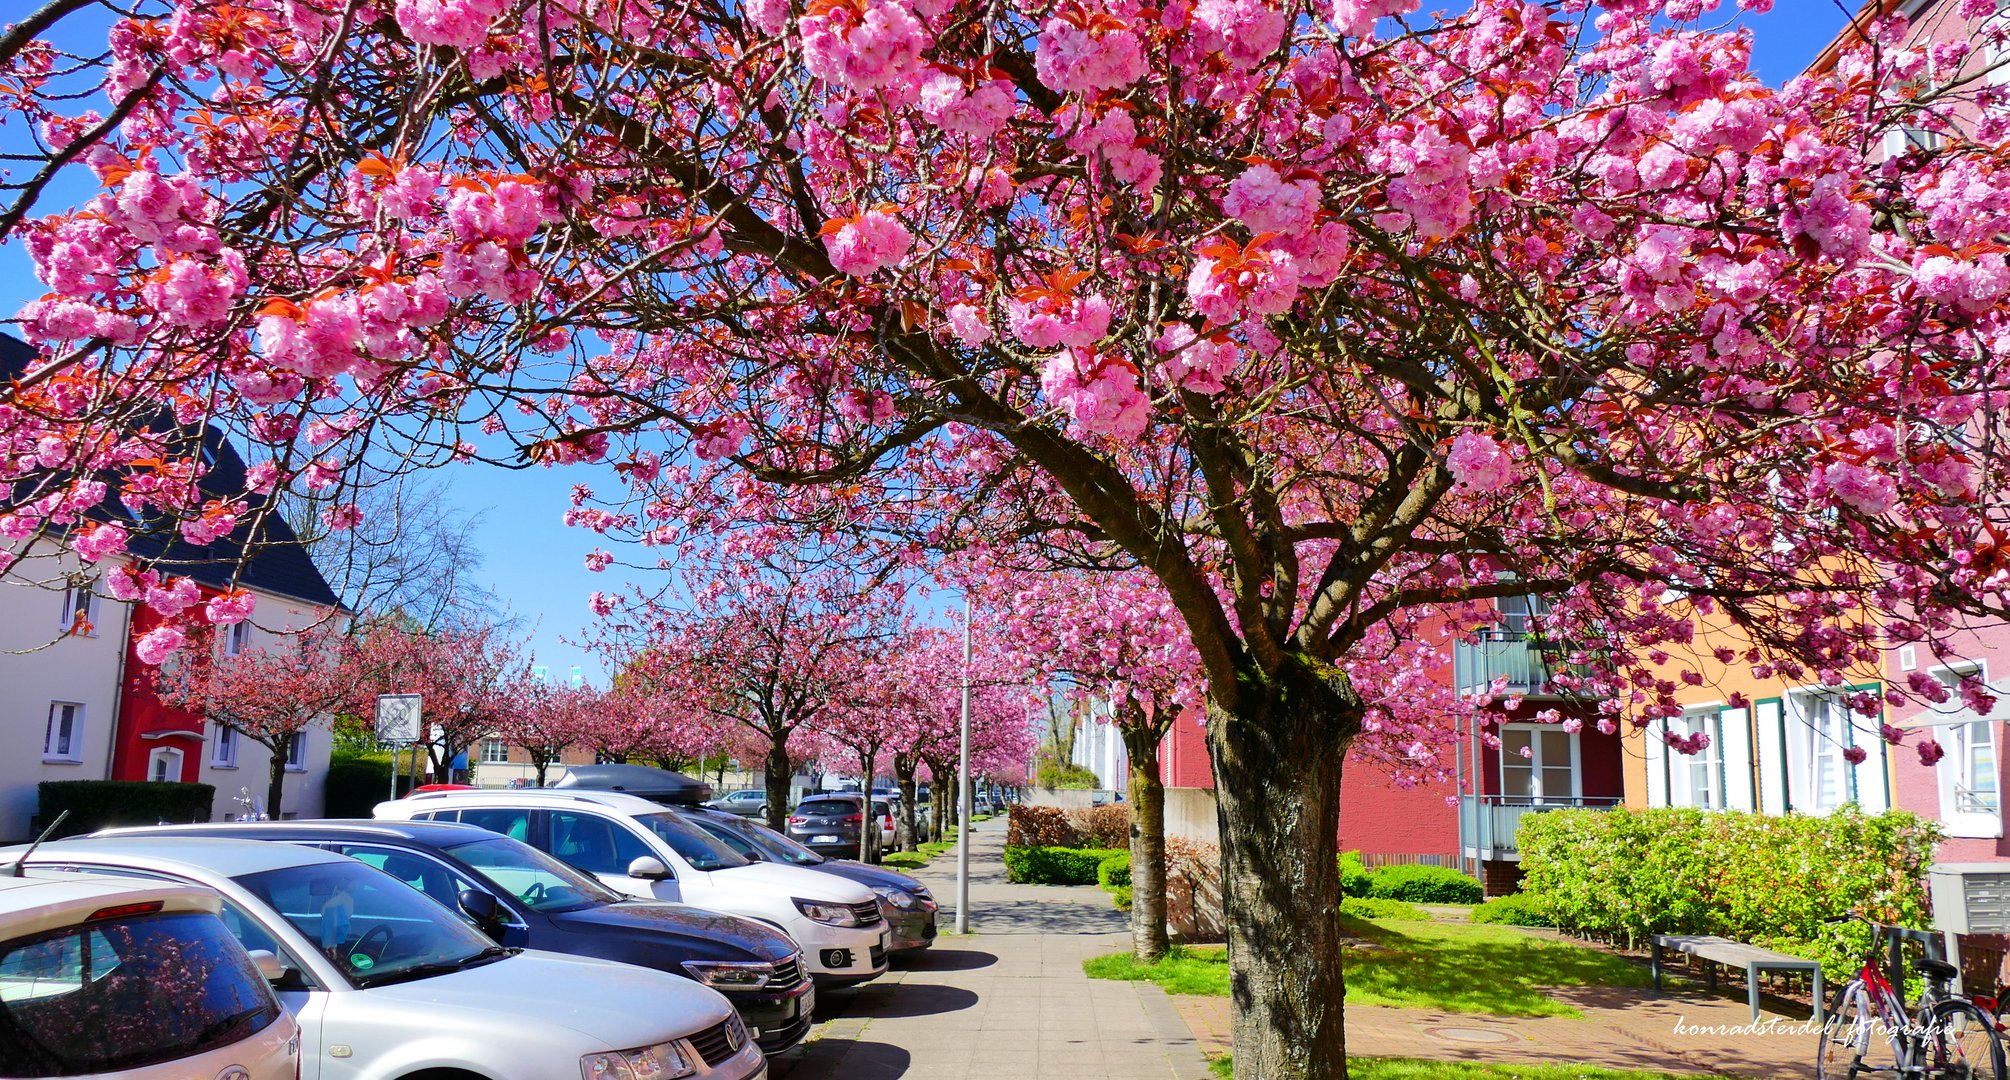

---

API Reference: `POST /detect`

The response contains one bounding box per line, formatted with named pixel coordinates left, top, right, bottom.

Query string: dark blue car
left=105, top=819, right=816, bottom=1054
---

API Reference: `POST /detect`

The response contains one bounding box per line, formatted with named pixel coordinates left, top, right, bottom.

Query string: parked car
left=554, top=763, right=714, bottom=805
left=704, top=789, right=770, bottom=818
left=787, top=794, right=895, bottom=856
left=107, top=820, right=816, bottom=1054
left=0, top=837, right=764, bottom=1080
left=677, top=808, right=937, bottom=953
left=378, top=788, right=890, bottom=985
left=0, top=868, right=300, bottom=1079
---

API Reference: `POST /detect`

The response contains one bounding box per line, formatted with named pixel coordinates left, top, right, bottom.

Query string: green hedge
left=1340, top=896, right=1428, bottom=921
left=1111, top=884, right=1133, bottom=910
left=1366, top=864, right=1483, bottom=904
left=1338, top=851, right=1373, bottom=897
left=1471, top=893, right=1553, bottom=927
left=1098, top=851, right=1132, bottom=890
left=324, top=753, right=419, bottom=818
left=37, top=780, right=215, bottom=839
left=1517, top=805, right=1938, bottom=981
left=1003, top=846, right=1128, bottom=885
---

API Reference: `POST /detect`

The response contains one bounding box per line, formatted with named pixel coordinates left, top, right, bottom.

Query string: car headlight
left=681, top=959, right=774, bottom=989
left=580, top=1041, right=695, bottom=1080
left=793, top=898, right=861, bottom=926
left=873, top=886, right=919, bottom=910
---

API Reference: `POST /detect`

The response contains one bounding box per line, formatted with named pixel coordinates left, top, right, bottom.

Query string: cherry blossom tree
left=600, top=561, right=893, bottom=830
left=153, top=625, right=352, bottom=817
left=491, top=677, right=594, bottom=787
left=13, top=0, right=2010, bottom=1072
left=344, top=620, right=527, bottom=779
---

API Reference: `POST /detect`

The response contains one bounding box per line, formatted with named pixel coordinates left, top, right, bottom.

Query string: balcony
left=1453, top=630, right=1595, bottom=699
left=1459, top=795, right=1622, bottom=861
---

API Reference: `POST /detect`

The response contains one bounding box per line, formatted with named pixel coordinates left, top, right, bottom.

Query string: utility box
left=1929, top=863, right=2010, bottom=935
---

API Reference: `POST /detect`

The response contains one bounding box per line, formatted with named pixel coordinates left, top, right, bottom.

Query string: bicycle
left=1818, top=914, right=2006, bottom=1080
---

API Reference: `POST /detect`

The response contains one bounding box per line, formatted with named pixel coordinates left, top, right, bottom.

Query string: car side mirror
left=458, top=889, right=504, bottom=935
left=246, top=949, right=289, bottom=983
left=626, top=856, right=671, bottom=881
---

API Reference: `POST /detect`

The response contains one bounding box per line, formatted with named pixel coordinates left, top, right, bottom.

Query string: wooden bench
left=1650, top=934, right=1824, bottom=1024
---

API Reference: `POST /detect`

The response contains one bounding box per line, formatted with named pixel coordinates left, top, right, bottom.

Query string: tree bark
left=1123, top=728, right=1171, bottom=962
left=895, top=763, right=920, bottom=852
left=1207, top=658, right=1359, bottom=1080
left=763, top=741, right=792, bottom=833
left=265, top=745, right=288, bottom=821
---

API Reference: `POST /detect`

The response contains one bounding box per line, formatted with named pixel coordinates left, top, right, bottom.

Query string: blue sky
left=0, top=0, right=1857, bottom=683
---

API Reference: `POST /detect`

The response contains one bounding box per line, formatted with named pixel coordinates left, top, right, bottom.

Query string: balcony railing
left=1459, top=794, right=1622, bottom=861
left=1453, top=630, right=1595, bottom=698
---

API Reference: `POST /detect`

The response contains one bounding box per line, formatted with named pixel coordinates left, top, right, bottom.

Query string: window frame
left=57, top=582, right=98, bottom=637
left=1669, top=707, right=1726, bottom=811
left=210, top=723, right=239, bottom=769
left=146, top=747, right=184, bottom=783
left=1496, top=722, right=1582, bottom=804
left=1932, top=663, right=2003, bottom=838
left=479, top=738, right=511, bottom=765
left=1790, top=689, right=1856, bottom=813
left=221, top=620, right=253, bottom=658
left=42, top=702, right=84, bottom=764
left=284, top=731, right=307, bottom=773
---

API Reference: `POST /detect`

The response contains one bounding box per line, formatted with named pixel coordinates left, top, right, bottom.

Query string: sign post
left=375, top=694, right=422, bottom=803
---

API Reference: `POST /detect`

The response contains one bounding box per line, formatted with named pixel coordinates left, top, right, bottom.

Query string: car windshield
left=699, top=815, right=823, bottom=867
left=0, top=910, right=281, bottom=1077
left=631, top=813, right=748, bottom=871
left=447, top=837, right=623, bottom=913
left=235, top=861, right=503, bottom=988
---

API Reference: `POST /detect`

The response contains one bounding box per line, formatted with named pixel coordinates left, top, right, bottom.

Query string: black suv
left=105, top=819, right=816, bottom=1054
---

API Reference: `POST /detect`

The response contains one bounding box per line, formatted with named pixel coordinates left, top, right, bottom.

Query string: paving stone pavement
left=772, top=817, right=1213, bottom=1080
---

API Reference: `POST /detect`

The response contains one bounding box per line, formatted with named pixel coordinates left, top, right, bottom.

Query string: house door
left=1499, top=725, right=1581, bottom=803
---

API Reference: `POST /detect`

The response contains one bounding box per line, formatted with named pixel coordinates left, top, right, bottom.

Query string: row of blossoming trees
left=13, top=0, right=2010, bottom=1071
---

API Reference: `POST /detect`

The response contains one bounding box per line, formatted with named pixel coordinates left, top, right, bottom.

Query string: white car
left=1, top=837, right=765, bottom=1080
left=0, top=868, right=300, bottom=1079
left=376, top=789, right=891, bottom=984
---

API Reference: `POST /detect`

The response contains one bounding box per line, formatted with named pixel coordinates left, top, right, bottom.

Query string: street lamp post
left=956, top=598, right=972, bottom=934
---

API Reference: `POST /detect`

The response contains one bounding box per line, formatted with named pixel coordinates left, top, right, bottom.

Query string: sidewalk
left=774, top=818, right=1212, bottom=1080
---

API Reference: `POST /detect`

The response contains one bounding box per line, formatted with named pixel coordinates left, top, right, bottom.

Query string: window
left=1797, top=692, right=1853, bottom=812
left=1494, top=594, right=1550, bottom=635
left=479, top=739, right=510, bottom=764
left=221, top=621, right=252, bottom=658
left=210, top=724, right=238, bottom=769
left=456, top=808, right=533, bottom=843
left=42, top=704, right=82, bottom=764
left=284, top=732, right=306, bottom=772
left=1498, top=724, right=1579, bottom=803
left=1934, top=665, right=2002, bottom=837
left=546, top=811, right=655, bottom=877
left=1669, top=709, right=1724, bottom=810
left=57, top=583, right=97, bottom=637
left=1882, top=126, right=1944, bottom=158
left=146, top=748, right=183, bottom=783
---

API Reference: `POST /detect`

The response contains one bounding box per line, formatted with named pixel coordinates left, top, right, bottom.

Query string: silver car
left=2, top=837, right=766, bottom=1080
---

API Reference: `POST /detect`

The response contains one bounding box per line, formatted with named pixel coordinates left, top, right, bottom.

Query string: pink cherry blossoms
left=823, top=209, right=913, bottom=278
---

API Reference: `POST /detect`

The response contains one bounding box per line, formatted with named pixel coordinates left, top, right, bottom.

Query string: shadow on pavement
left=820, top=981, right=981, bottom=1020
left=948, top=897, right=1129, bottom=936
left=894, top=948, right=997, bottom=971
left=770, top=1040, right=913, bottom=1079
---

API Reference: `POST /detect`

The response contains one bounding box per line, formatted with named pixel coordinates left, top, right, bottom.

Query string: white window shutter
left=1852, top=726, right=1890, bottom=813
left=1756, top=699, right=1788, bottom=815
left=1644, top=719, right=1668, bottom=808
left=1721, top=708, right=1754, bottom=811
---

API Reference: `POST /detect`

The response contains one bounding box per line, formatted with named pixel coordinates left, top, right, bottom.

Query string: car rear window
left=798, top=799, right=857, bottom=816
left=0, top=910, right=281, bottom=1076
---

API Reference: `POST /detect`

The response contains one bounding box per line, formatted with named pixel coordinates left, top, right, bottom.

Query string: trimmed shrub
left=1098, top=851, right=1132, bottom=890
left=1517, top=805, right=1938, bottom=982
left=1111, top=885, right=1133, bottom=910
left=1007, top=805, right=1076, bottom=847
left=37, top=780, right=215, bottom=838
left=1366, top=863, right=1483, bottom=904
left=1075, top=805, right=1132, bottom=848
left=324, top=752, right=418, bottom=818
left=1340, top=896, right=1428, bottom=921
left=1003, top=845, right=1128, bottom=885
left=1338, top=850, right=1374, bottom=897
left=1471, top=893, right=1554, bottom=927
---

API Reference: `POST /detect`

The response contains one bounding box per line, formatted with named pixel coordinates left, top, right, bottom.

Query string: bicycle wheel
left=1925, top=1000, right=2007, bottom=1080
left=1820, top=980, right=1901, bottom=1080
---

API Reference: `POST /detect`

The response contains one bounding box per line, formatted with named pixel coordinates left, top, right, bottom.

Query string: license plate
left=812, top=836, right=837, bottom=844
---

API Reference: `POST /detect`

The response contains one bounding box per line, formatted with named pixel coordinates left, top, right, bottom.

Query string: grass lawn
left=1087, top=914, right=1648, bottom=1017
left=1208, top=1059, right=1748, bottom=1079
left=880, top=837, right=960, bottom=870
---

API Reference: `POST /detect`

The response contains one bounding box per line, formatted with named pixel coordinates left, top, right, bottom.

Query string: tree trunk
left=531, top=751, right=551, bottom=788
left=1207, top=659, right=1359, bottom=1080
left=895, top=764, right=919, bottom=852
left=265, top=746, right=288, bottom=821
left=1123, top=728, right=1171, bottom=962
left=857, top=743, right=880, bottom=864
left=763, top=741, right=792, bottom=833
